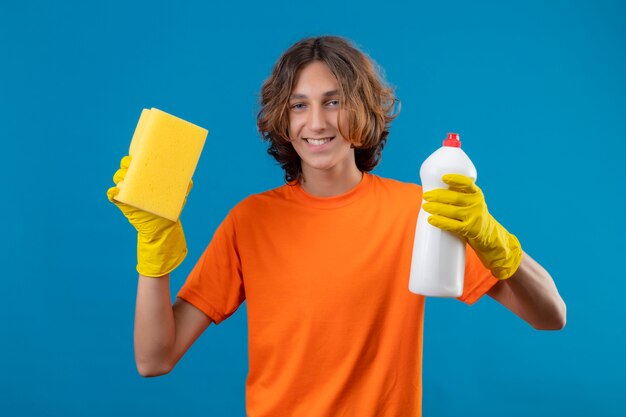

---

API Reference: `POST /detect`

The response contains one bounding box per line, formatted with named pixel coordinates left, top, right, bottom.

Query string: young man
left=108, top=36, right=566, bottom=416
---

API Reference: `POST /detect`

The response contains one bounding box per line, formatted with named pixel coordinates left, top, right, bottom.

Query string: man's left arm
left=486, top=250, right=566, bottom=330
left=422, top=174, right=566, bottom=330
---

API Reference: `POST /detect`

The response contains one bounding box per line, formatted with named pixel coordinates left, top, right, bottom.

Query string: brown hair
left=257, top=36, right=400, bottom=183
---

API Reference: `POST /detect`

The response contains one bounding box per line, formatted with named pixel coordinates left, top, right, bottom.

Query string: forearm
left=134, top=274, right=176, bottom=377
left=488, top=252, right=566, bottom=330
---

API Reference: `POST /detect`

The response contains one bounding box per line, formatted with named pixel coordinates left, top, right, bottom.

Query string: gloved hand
left=107, top=155, right=189, bottom=277
left=422, top=174, right=522, bottom=280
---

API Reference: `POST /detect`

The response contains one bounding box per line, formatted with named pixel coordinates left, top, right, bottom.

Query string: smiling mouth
left=304, top=137, right=335, bottom=145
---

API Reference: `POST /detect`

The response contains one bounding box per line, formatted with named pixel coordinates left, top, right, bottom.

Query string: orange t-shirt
left=177, top=172, right=498, bottom=417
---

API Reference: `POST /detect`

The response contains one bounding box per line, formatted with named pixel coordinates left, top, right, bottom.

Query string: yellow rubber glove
left=422, top=174, right=522, bottom=280
left=107, top=155, right=189, bottom=277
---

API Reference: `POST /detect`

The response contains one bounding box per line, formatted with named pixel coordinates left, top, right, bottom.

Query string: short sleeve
left=457, top=243, right=499, bottom=305
left=177, top=212, right=246, bottom=324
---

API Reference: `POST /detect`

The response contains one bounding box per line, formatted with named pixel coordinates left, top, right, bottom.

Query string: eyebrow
left=289, top=90, right=340, bottom=100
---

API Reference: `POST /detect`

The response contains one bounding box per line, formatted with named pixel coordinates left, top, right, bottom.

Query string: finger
left=120, top=155, right=132, bottom=169
left=422, top=202, right=466, bottom=222
left=107, top=187, right=136, bottom=216
left=442, top=174, right=477, bottom=193
left=107, top=186, right=119, bottom=202
left=113, top=167, right=127, bottom=185
left=427, top=214, right=465, bottom=235
left=423, top=188, right=474, bottom=206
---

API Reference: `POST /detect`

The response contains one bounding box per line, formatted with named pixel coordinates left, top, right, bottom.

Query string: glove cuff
left=490, top=232, right=523, bottom=280
left=136, top=221, right=188, bottom=277
left=471, top=216, right=523, bottom=280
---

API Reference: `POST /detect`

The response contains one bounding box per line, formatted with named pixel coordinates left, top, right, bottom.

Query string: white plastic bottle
left=409, top=133, right=477, bottom=297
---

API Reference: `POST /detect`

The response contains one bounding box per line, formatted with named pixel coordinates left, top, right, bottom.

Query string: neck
left=300, top=164, right=363, bottom=197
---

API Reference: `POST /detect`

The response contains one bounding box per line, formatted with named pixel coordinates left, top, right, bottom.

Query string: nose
left=307, top=103, right=327, bottom=131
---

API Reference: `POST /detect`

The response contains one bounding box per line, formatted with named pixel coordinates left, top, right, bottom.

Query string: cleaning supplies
left=409, top=133, right=477, bottom=297
left=114, top=108, right=208, bottom=222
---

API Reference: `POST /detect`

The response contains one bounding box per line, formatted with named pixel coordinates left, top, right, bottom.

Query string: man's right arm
left=108, top=156, right=210, bottom=376
left=134, top=273, right=212, bottom=377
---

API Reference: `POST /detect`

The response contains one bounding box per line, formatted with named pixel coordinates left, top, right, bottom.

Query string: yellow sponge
left=115, top=108, right=208, bottom=221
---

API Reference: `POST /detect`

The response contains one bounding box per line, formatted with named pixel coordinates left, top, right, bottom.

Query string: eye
left=290, top=103, right=306, bottom=111
left=326, top=99, right=340, bottom=107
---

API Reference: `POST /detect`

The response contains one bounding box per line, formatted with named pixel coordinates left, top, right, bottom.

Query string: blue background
left=1, top=0, right=624, bottom=415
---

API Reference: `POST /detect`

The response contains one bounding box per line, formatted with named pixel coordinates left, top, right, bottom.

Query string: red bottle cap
left=443, top=132, right=461, bottom=147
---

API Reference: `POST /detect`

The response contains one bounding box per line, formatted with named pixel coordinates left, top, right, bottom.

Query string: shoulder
left=360, top=173, right=423, bottom=224
left=228, top=183, right=293, bottom=219
left=367, top=173, right=423, bottom=199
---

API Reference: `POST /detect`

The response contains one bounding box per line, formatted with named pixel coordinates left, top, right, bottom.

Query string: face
left=287, top=61, right=357, bottom=178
